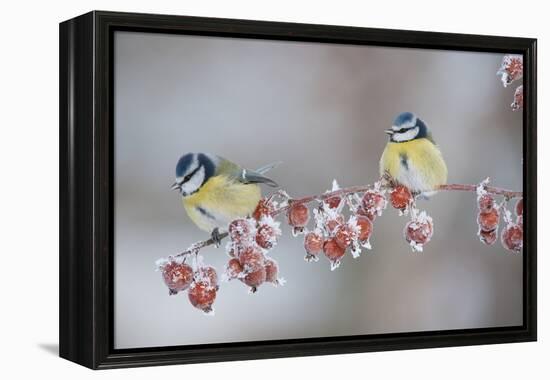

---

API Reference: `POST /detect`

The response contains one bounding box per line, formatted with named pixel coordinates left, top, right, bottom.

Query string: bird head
left=385, top=112, right=429, bottom=143
left=171, top=153, right=216, bottom=196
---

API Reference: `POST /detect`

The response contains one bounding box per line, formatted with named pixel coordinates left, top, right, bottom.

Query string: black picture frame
left=59, top=10, right=537, bottom=369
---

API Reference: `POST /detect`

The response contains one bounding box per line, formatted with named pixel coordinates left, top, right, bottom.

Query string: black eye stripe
left=182, top=165, right=201, bottom=183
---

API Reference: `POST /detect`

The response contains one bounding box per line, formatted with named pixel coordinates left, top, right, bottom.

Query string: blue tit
left=171, top=153, right=279, bottom=241
left=379, top=112, right=447, bottom=196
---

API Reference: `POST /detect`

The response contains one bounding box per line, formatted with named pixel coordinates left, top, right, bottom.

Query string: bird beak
left=385, top=129, right=394, bottom=135
left=171, top=182, right=181, bottom=191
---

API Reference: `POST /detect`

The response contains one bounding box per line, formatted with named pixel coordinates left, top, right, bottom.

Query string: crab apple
left=361, top=189, right=386, bottom=216
left=404, top=216, right=434, bottom=247
left=326, top=214, right=345, bottom=233
left=511, top=85, right=523, bottom=111
left=478, top=194, right=495, bottom=212
left=253, top=198, right=275, bottom=221
left=304, top=232, right=324, bottom=255
left=325, top=196, right=342, bottom=209
left=241, top=267, right=267, bottom=291
left=161, top=261, right=194, bottom=294
left=501, top=224, right=523, bottom=252
left=356, top=206, right=377, bottom=221
left=255, top=222, right=280, bottom=250
left=226, top=258, right=243, bottom=279
left=264, top=258, right=279, bottom=284
left=238, top=246, right=265, bottom=272
left=334, top=224, right=355, bottom=249
left=355, top=215, right=373, bottom=242
left=197, top=265, right=218, bottom=288
left=515, top=198, right=523, bottom=217
left=390, top=185, right=412, bottom=211
left=323, top=238, right=346, bottom=263
left=287, top=203, right=310, bottom=227
left=228, top=218, right=254, bottom=245
left=188, top=281, right=217, bottom=313
left=477, top=208, right=500, bottom=232
left=479, top=228, right=498, bottom=245
left=497, top=55, right=523, bottom=87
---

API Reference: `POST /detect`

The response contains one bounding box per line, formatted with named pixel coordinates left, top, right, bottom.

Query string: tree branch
left=170, top=181, right=521, bottom=259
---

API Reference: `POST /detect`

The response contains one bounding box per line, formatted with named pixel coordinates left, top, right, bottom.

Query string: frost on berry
left=501, top=223, right=523, bottom=253
left=334, top=223, right=355, bottom=249
left=238, top=246, right=265, bottom=272
left=477, top=208, right=500, bottom=232
left=404, top=211, right=434, bottom=252
left=160, top=261, right=194, bottom=295
left=228, top=218, right=256, bottom=246
left=196, top=265, right=218, bottom=289
left=497, top=54, right=523, bottom=87
left=511, top=85, right=523, bottom=111
left=287, top=202, right=310, bottom=235
left=304, top=231, right=324, bottom=262
left=355, top=215, right=373, bottom=248
left=323, top=238, right=346, bottom=270
left=255, top=216, right=282, bottom=250
left=264, top=257, right=284, bottom=286
left=479, top=228, right=498, bottom=245
left=361, top=187, right=387, bottom=217
left=253, top=198, right=275, bottom=221
left=478, top=194, right=495, bottom=213
left=241, top=267, right=267, bottom=293
left=224, top=258, right=243, bottom=281
left=188, top=281, right=217, bottom=314
left=390, top=185, right=413, bottom=213
left=515, top=198, right=523, bottom=217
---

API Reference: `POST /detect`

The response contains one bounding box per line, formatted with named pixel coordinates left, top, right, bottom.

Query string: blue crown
left=393, top=112, right=416, bottom=127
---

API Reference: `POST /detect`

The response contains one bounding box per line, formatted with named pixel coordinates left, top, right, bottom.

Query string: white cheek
left=393, top=127, right=419, bottom=142
left=180, top=166, right=205, bottom=195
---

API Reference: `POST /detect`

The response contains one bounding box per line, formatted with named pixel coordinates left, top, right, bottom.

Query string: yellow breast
left=182, top=175, right=261, bottom=232
left=379, top=138, right=447, bottom=192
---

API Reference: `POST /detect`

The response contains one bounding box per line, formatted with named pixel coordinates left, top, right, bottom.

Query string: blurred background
left=114, top=31, right=523, bottom=349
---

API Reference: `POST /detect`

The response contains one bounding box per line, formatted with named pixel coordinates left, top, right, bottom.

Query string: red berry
left=226, top=258, right=243, bottom=279
left=161, top=261, right=194, bottom=294
left=197, top=265, right=218, bottom=288
left=334, top=224, right=354, bottom=249
left=515, top=198, right=523, bottom=217
left=253, top=198, right=274, bottom=220
left=241, top=267, right=267, bottom=290
left=479, top=228, right=498, bottom=245
left=501, top=224, right=523, bottom=252
left=361, top=190, right=386, bottom=216
left=511, top=85, right=523, bottom=111
left=323, top=238, right=346, bottom=262
left=390, top=185, right=412, bottom=211
left=255, top=223, right=279, bottom=249
left=326, top=214, right=345, bottom=233
left=356, top=215, right=373, bottom=242
left=478, top=194, right=495, bottom=212
left=264, top=258, right=279, bottom=284
left=404, top=216, right=434, bottom=249
left=357, top=207, right=376, bottom=221
left=238, top=247, right=265, bottom=272
left=287, top=203, right=310, bottom=227
left=228, top=218, right=254, bottom=245
left=477, top=208, right=500, bottom=231
left=325, top=196, right=342, bottom=209
left=304, top=232, right=324, bottom=255
left=188, top=281, right=217, bottom=313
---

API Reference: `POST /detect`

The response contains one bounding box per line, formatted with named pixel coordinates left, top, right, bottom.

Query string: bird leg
left=211, top=228, right=223, bottom=248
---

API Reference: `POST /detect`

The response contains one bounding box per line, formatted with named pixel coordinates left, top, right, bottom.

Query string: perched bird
left=171, top=153, right=279, bottom=242
left=379, top=112, right=447, bottom=196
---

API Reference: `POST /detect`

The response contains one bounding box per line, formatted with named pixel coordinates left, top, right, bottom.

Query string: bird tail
left=255, top=161, right=282, bottom=175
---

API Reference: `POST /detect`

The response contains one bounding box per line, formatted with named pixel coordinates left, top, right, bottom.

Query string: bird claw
left=211, top=228, right=222, bottom=248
